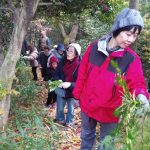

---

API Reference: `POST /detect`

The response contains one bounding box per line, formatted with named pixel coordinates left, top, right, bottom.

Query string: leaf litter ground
left=36, top=81, right=82, bottom=150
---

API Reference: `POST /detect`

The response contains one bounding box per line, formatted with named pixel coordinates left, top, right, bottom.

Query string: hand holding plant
left=111, top=60, right=150, bottom=150
left=48, top=80, right=63, bottom=92
left=136, top=94, right=150, bottom=116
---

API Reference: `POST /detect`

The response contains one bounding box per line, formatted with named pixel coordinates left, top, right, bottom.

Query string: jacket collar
left=97, top=34, right=125, bottom=57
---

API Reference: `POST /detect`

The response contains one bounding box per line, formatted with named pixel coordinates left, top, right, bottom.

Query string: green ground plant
left=0, top=106, right=61, bottom=150
left=0, top=58, right=61, bottom=149
left=0, top=82, right=19, bottom=101
left=12, top=58, right=38, bottom=104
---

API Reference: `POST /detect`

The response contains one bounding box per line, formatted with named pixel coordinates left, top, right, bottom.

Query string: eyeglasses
left=66, top=49, right=74, bottom=54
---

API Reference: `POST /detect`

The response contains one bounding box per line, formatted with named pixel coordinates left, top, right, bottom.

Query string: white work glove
left=26, top=51, right=29, bottom=55
left=57, top=80, right=63, bottom=88
left=22, top=56, right=28, bottom=59
left=60, top=82, right=71, bottom=89
left=136, top=94, right=149, bottom=116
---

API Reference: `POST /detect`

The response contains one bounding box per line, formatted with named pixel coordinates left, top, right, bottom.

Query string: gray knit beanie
left=111, top=8, right=144, bottom=32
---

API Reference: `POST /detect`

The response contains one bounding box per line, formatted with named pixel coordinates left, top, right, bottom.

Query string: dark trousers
left=80, top=111, right=117, bottom=150
left=46, top=91, right=56, bottom=106
left=32, top=67, right=38, bottom=80
left=41, top=68, right=50, bottom=81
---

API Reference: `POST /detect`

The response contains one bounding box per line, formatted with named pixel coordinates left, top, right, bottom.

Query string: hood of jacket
left=97, top=34, right=124, bottom=56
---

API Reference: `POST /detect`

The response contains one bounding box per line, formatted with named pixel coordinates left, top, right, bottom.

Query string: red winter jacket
left=73, top=40, right=149, bottom=123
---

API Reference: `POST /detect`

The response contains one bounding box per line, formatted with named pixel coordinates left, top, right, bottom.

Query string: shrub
left=12, top=58, right=39, bottom=104
left=137, top=15, right=150, bottom=89
left=0, top=58, right=61, bottom=149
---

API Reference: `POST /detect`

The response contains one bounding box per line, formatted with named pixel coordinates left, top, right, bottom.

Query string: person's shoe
left=51, top=103, right=56, bottom=108
left=32, top=78, right=38, bottom=81
left=58, top=121, right=66, bottom=126
left=53, top=119, right=57, bottom=122
left=45, top=103, right=51, bottom=108
left=53, top=119, right=66, bottom=126
left=65, top=122, right=74, bottom=127
left=74, top=100, right=80, bottom=108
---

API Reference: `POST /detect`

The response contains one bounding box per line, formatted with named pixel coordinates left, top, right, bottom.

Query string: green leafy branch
left=111, top=60, right=149, bottom=150
left=0, top=82, right=19, bottom=101
left=48, top=80, right=63, bottom=92
left=0, top=82, right=19, bottom=115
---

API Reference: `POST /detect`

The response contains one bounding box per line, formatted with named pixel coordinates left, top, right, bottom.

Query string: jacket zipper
left=87, top=66, right=93, bottom=76
left=112, top=75, right=117, bottom=98
left=112, top=84, right=116, bottom=98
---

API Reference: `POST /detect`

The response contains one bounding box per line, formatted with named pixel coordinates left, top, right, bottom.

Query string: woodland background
left=0, top=0, right=150, bottom=149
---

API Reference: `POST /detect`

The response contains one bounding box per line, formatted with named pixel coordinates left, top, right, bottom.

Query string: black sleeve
left=52, top=60, right=65, bottom=81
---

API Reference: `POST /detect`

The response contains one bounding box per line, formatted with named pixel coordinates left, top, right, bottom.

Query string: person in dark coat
left=50, top=44, right=65, bottom=61
left=45, top=56, right=59, bottom=107
left=37, top=30, right=51, bottom=52
left=38, top=46, right=52, bottom=81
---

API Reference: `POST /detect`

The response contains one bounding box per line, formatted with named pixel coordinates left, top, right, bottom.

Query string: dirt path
left=36, top=82, right=81, bottom=150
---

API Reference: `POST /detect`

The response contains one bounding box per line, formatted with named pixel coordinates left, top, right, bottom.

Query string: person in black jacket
left=37, top=30, right=51, bottom=52
left=45, top=56, right=59, bottom=107
left=53, top=43, right=81, bottom=126
left=38, top=46, right=52, bottom=81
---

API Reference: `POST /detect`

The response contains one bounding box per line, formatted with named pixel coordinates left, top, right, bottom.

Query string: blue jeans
left=80, top=111, right=117, bottom=150
left=55, top=88, right=75, bottom=123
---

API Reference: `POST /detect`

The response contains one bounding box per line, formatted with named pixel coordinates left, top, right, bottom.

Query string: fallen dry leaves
left=48, top=106, right=81, bottom=150
left=36, top=82, right=82, bottom=150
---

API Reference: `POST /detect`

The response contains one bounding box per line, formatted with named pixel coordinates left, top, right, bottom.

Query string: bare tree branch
left=38, top=2, right=65, bottom=6
left=58, top=22, right=66, bottom=37
left=6, top=0, right=20, bottom=23
left=0, top=7, right=14, bottom=13
left=69, top=23, right=79, bottom=42
left=7, top=0, right=15, bottom=11
left=129, top=0, right=139, bottom=9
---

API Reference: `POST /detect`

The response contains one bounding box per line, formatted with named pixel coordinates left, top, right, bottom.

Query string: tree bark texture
left=0, top=49, right=4, bottom=68
left=0, top=0, right=40, bottom=127
left=58, top=22, right=79, bottom=45
left=129, top=0, right=139, bottom=9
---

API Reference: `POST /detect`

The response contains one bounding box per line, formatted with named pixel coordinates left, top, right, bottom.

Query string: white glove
left=58, top=80, right=63, bottom=88
left=60, top=82, right=71, bottom=89
left=136, top=94, right=149, bottom=115
left=23, top=56, right=28, bottom=59
left=26, top=51, right=29, bottom=55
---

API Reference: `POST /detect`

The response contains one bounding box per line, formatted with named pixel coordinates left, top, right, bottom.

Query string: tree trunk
left=0, top=0, right=40, bottom=127
left=0, top=49, right=4, bottom=68
left=58, top=22, right=79, bottom=45
left=129, top=0, right=139, bottom=9
left=68, top=23, right=79, bottom=43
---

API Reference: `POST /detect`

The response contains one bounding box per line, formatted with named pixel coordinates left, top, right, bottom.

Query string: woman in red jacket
left=73, top=8, right=149, bottom=150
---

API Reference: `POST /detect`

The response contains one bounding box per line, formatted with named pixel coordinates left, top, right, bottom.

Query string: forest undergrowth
left=0, top=59, right=150, bottom=150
